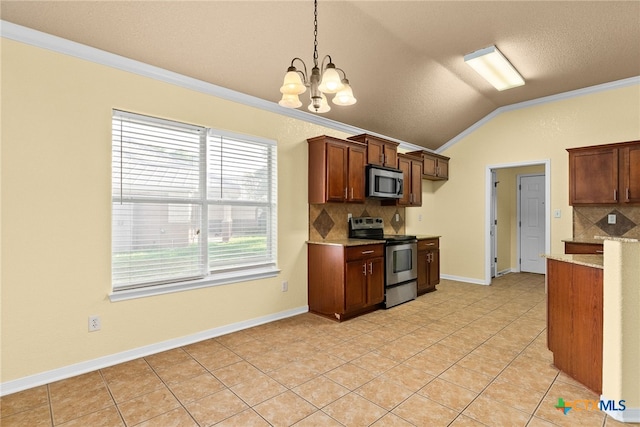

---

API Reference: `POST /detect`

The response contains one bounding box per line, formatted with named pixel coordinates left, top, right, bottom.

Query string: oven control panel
left=349, top=217, right=384, bottom=230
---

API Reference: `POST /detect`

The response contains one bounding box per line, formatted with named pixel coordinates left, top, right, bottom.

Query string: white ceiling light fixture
left=278, top=0, right=356, bottom=113
left=464, top=45, right=525, bottom=91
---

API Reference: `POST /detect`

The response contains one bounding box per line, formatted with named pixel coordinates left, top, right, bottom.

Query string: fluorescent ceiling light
left=464, top=45, right=525, bottom=91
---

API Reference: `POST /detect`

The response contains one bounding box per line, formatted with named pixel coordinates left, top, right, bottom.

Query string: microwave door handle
left=397, top=178, right=403, bottom=196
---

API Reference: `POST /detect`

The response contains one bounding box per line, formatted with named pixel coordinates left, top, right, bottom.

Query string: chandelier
left=278, top=0, right=357, bottom=113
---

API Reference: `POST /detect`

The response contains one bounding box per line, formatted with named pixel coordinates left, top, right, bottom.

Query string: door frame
left=517, top=173, right=546, bottom=274
left=485, top=160, right=551, bottom=285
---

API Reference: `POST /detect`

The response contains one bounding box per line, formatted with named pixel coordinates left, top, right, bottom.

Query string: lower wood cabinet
left=417, top=238, right=440, bottom=294
left=308, top=243, right=384, bottom=321
left=547, top=258, right=603, bottom=393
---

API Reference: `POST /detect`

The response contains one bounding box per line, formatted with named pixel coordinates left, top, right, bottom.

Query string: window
left=111, top=110, right=277, bottom=298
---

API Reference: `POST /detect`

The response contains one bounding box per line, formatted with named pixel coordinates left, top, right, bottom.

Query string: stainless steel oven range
left=348, top=217, right=418, bottom=308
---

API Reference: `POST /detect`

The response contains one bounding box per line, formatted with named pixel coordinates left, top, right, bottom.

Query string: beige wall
left=406, top=84, right=640, bottom=282
left=2, top=33, right=640, bottom=390
left=0, top=38, right=352, bottom=383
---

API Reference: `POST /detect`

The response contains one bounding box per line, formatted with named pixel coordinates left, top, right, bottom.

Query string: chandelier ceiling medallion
left=278, top=0, right=356, bottom=113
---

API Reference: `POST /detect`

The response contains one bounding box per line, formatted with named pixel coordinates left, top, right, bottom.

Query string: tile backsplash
left=309, top=201, right=406, bottom=240
left=573, top=206, right=640, bottom=240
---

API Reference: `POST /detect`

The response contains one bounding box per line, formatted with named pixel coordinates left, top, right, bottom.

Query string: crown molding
left=2, top=20, right=637, bottom=155
left=436, top=76, right=640, bottom=154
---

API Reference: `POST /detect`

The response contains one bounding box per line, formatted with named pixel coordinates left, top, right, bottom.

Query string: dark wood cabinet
left=348, top=134, right=398, bottom=168
left=308, top=136, right=366, bottom=204
left=417, top=238, right=439, bottom=294
left=547, top=258, right=603, bottom=393
left=308, top=243, right=384, bottom=321
left=564, top=242, right=604, bottom=254
left=395, top=153, right=422, bottom=207
left=621, top=143, right=640, bottom=203
left=406, top=150, right=450, bottom=181
left=568, top=140, right=640, bottom=205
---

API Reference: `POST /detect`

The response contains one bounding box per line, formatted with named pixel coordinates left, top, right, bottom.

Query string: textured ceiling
left=1, top=1, right=639, bottom=150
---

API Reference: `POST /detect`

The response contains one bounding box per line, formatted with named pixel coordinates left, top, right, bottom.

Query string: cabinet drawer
left=564, top=242, right=604, bottom=254
left=346, top=244, right=384, bottom=261
left=418, top=238, right=439, bottom=250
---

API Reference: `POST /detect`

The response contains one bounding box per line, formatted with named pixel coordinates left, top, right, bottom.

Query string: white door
left=519, top=174, right=545, bottom=274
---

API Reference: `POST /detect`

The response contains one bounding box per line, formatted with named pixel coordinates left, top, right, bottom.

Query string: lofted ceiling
left=1, top=1, right=639, bottom=151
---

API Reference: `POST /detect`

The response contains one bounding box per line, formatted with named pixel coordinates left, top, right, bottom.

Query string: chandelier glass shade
left=278, top=0, right=356, bottom=113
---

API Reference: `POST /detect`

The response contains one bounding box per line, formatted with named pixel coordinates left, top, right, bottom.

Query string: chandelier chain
left=313, top=0, right=318, bottom=67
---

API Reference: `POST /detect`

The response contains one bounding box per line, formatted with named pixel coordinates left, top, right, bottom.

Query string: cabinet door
left=347, top=145, right=366, bottom=202
left=416, top=249, right=428, bottom=293
left=621, top=143, right=640, bottom=203
left=397, top=156, right=412, bottom=206
left=367, top=257, right=385, bottom=304
left=422, top=155, right=438, bottom=178
left=427, top=249, right=440, bottom=289
left=366, top=139, right=384, bottom=166
left=570, top=148, right=618, bottom=204
left=410, top=160, right=422, bottom=206
left=345, top=260, right=367, bottom=311
left=326, top=143, right=348, bottom=202
left=383, top=144, right=398, bottom=168
left=436, top=159, right=449, bottom=179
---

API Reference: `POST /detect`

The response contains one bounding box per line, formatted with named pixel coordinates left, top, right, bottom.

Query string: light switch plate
left=554, top=209, right=561, bottom=218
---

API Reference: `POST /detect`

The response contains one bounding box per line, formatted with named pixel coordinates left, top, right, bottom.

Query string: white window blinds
left=112, top=111, right=277, bottom=292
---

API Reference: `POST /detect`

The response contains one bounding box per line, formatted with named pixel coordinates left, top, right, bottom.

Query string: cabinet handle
left=614, top=189, right=618, bottom=201
left=344, top=188, right=348, bottom=199
left=369, top=262, right=373, bottom=274
left=361, top=250, right=375, bottom=254
left=627, top=188, right=630, bottom=201
left=380, top=154, right=384, bottom=164
left=362, top=263, right=367, bottom=275
left=426, top=243, right=435, bottom=246
left=596, top=250, right=604, bottom=253
left=351, top=188, right=354, bottom=199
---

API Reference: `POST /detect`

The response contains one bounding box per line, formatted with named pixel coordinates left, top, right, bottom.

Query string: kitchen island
left=545, top=238, right=640, bottom=422
left=545, top=254, right=603, bottom=393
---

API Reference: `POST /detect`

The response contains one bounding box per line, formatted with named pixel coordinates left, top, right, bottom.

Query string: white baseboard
left=600, top=395, right=640, bottom=422
left=496, top=268, right=512, bottom=277
left=440, top=274, right=488, bottom=285
left=1, top=305, right=309, bottom=396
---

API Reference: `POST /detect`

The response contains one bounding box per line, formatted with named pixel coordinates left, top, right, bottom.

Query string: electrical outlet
left=418, top=214, right=423, bottom=221
left=88, top=315, right=101, bottom=332
left=347, top=213, right=352, bottom=221
left=554, top=209, right=561, bottom=218
left=608, top=214, right=617, bottom=224
left=281, top=281, right=288, bottom=292
left=395, top=213, right=400, bottom=221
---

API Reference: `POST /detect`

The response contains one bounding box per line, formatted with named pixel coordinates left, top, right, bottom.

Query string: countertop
left=416, top=235, right=441, bottom=240
left=307, top=235, right=441, bottom=247
left=307, top=239, right=386, bottom=247
left=545, top=254, right=603, bottom=269
left=562, top=236, right=639, bottom=244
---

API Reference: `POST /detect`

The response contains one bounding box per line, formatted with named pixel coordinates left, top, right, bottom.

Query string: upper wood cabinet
left=308, top=136, right=366, bottom=204
left=568, top=140, right=640, bottom=205
left=396, top=153, right=422, bottom=206
left=348, top=134, right=398, bottom=168
left=406, top=150, right=450, bottom=181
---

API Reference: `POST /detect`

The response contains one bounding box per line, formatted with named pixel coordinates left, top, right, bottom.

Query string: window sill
left=109, top=266, right=281, bottom=302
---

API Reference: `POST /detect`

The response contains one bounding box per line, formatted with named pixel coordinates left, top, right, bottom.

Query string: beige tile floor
left=2, top=273, right=638, bottom=426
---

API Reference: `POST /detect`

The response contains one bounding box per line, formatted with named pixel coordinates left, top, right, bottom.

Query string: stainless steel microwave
left=366, top=165, right=404, bottom=199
